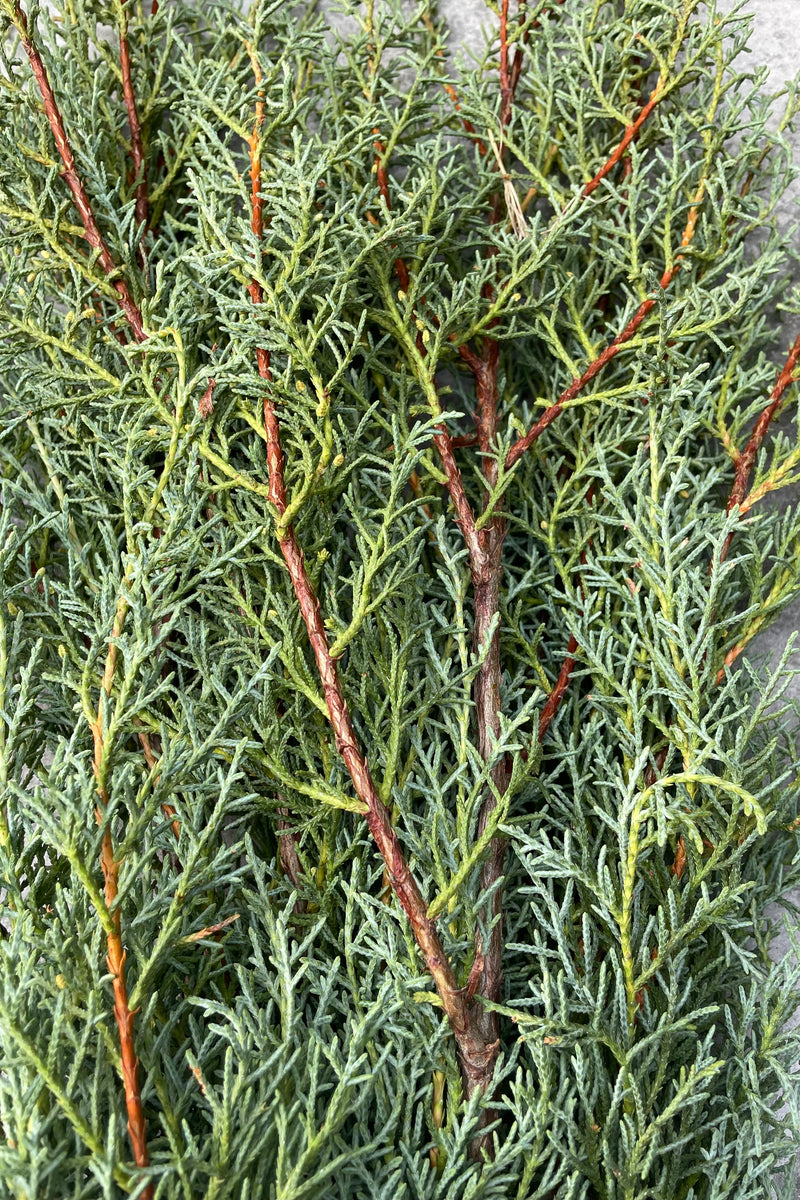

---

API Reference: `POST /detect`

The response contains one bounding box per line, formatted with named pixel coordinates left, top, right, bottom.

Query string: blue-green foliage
left=1, top=0, right=800, bottom=1195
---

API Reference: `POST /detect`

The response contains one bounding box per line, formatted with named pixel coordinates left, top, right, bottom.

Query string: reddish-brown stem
left=538, top=634, right=578, bottom=740
left=687, top=320, right=799, bottom=717
left=458, top=341, right=484, bottom=375
left=442, top=1, right=565, bottom=158
left=506, top=263, right=679, bottom=469
left=13, top=3, right=145, bottom=343
left=97, top=828, right=151, bottom=1193
left=583, top=80, right=664, bottom=198
left=374, top=133, right=411, bottom=292
left=495, top=60, right=678, bottom=469
left=452, top=4, right=542, bottom=1146
left=432, top=422, right=486, bottom=569
left=366, top=45, right=506, bottom=1110
left=367, top=105, right=484, bottom=576
left=473, top=340, right=501, bottom=461
left=119, top=3, right=149, bottom=237
left=508, top=0, right=566, bottom=99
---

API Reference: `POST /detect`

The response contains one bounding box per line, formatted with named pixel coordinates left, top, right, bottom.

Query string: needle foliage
left=2, top=0, right=800, bottom=1196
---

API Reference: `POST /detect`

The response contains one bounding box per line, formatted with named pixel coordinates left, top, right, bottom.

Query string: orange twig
left=582, top=80, right=664, bottom=198
left=374, top=132, right=411, bottom=292
left=16, top=12, right=152, bottom=1169
left=538, top=634, right=578, bottom=740
left=505, top=263, right=677, bottom=468
left=12, top=11, right=171, bottom=1175
left=720, top=329, right=800, bottom=562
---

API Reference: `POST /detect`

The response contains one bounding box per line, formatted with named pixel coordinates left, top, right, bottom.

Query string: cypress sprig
left=2, top=0, right=800, bottom=1195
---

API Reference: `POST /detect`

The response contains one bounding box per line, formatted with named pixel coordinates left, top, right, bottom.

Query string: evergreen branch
left=0, top=999, right=133, bottom=1191
left=582, top=0, right=697, bottom=199
left=505, top=188, right=707, bottom=470
left=4, top=1, right=800, bottom=1190
left=245, top=55, right=497, bottom=1102
left=504, top=0, right=711, bottom=470
left=508, top=0, right=565, bottom=98
left=362, top=27, right=513, bottom=1103
left=582, top=78, right=664, bottom=198
left=3, top=69, right=183, bottom=1159
left=138, top=729, right=180, bottom=839
left=456, top=0, right=539, bottom=1140
left=361, top=12, right=486, bottom=582
left=505, top=271, right=674, bottom=468
left=47, top=332, right=188, bottom=1185
left=87, top=593, right=153, bottom=1195
left=370, top=143, right=484, bottom=573
left=8, top=1, right=146, bottom=342
left=277, top=808, right=308, bottom=913
left=431, top=418, right=485, bottom=570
